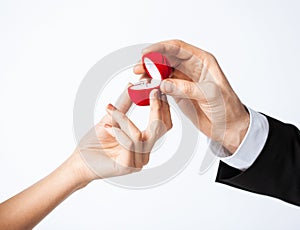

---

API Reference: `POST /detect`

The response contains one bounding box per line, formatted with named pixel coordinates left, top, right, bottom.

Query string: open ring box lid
left=128, top=52, right=172, bottom=106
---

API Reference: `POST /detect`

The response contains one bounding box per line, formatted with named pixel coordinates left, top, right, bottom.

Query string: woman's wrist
left=64, top=151, right=98, bottom=190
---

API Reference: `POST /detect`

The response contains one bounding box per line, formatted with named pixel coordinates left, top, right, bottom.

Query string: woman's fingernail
left=160, top=80, right=174, bottom=93
left=107, top=103, right=116, bottom=111
left=104, top=123, right=112, bottom=128
left=161, top=93, right=168, bottom=103
left=150, top=89, right=159, bottom=99
left=133, top=64, right=139, bottom=71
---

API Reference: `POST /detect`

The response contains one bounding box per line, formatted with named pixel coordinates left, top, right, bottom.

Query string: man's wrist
left=209, top=108, right=269, bottom=171
left=223, top=107, right=250, bottom=153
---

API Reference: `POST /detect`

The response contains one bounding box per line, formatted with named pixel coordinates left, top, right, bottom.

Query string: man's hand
left=134, top=40, right=249, bottom=153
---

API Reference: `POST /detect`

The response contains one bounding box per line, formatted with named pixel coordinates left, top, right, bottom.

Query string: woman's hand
left=74, top=87, right=172, bottom=182
left=0, top=86, right=172, bottom=230
left=134, top=40, right=249, bottom=153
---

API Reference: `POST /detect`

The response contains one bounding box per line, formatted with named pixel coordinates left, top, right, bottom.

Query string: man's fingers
left=160, top=79, right=204, bottom=101
left=135, top=40, right=194, bottom=76
left=142, top=40, right=194, bottom=61
left=138, top=40, right=206, bottom=82
left=135, top=40, right=204, bottom=79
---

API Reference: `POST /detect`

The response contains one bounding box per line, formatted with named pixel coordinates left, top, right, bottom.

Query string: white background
left=1, top=0, right=300, bottom=229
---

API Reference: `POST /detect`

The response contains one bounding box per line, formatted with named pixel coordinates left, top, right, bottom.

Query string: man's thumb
left=160, top=79, right=202, bottom=100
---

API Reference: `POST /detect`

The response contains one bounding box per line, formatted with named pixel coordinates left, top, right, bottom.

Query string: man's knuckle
left=171, top=39, right=183, bottom=46
left=182, top=82, right=193, bottom=95
left=126, top=139, right=134, bottom=149
left=205, top=52, right=217, bottom=64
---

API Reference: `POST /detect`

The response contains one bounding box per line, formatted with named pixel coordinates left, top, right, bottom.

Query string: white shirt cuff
left=208, top=107, right=269, bottom=171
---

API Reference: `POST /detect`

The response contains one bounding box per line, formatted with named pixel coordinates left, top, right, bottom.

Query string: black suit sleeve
left=216, top=115, right=300, bottom=206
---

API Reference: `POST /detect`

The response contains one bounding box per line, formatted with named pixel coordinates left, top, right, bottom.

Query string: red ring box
left=128, top=52, right=172, bottom=106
